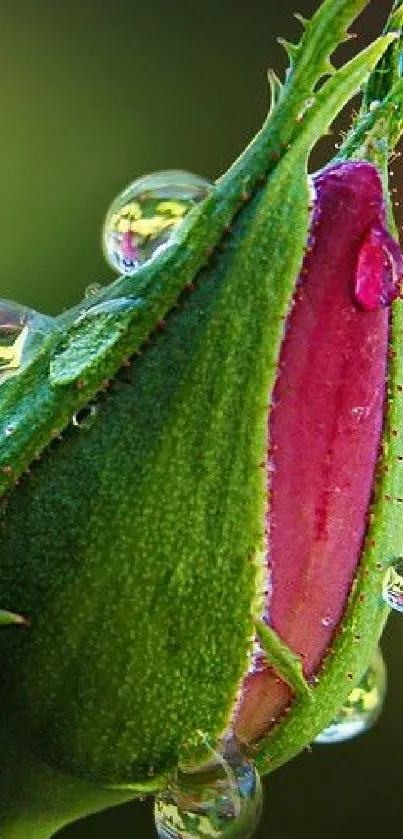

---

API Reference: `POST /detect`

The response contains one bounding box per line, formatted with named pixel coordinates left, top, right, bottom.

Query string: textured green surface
left=255, top=621, right=314, bottom=702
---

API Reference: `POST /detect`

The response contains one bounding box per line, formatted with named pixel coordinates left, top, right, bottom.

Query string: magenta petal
left=121, top=230, right=139, bottom=262
left=236, top=162, right=402, bottom=741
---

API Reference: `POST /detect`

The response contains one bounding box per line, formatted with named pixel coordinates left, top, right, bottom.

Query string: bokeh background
left=0, top=0, right=400, bottom=836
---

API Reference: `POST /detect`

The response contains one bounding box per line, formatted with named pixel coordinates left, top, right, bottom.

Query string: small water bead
left=321, top=615, right=333, bottom=628
left=154, top=736, right=262, bottom=839
left=75, top=296, right=142, bottom=322
left=0, top=299, right=54, bottom=384
left=382, top=558, right=403, bottom=612
left=72, top=404, right=98, bottom=430
left=84, top=282, right=103, bottom=299
left=249, top=635, right=267, bottom=674
left=103, top=170, right=212, bottom=275
left=315, top=647, right=386, bottom=745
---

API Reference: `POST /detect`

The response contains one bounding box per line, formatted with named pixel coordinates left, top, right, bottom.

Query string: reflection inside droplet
left=72, top=404, right=98, bottom=429
left=382, top=557, right=403, bottom=613
left=154, top=734, right=262, bottom=839
left=315, top=646, right=386, bottom=745
left=0, top=299, right=54, bottom=384
left=102, top=170, right=212, bottom=275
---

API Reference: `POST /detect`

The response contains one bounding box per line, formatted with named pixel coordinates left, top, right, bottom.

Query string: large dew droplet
left=0, top=299, right=54, bottom=384
left=102, top=170, right=212, bottom=275
left=315, top=647, right=386, bottom=745
left=382, top=558, right=403, bottom=612
left=154, top=735, right=262, bottom=839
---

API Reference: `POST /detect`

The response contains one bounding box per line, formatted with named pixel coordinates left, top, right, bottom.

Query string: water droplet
left=249, top=635, right=267, bottom=674
left=72, top=404, right=98, bottom=429
left=0, top=299, right=54, bottom=384
left=315, top=647, right=386, bottom=745
left=382, top=557, right=403, bottom=612
left=351, top=406, right=370, bottom=420
left=355, top=222, right=403, bottom=311
left=84, top=282, right=102, bottom=298
left=296, top=97, right=315, bottom=122
left=102, top=170, right=212, bottom=275
left=75, top=296, right=142, bottom=324
left=321, top=615, right=332, bottom=628
left=154, top=735, right=262, bottom=839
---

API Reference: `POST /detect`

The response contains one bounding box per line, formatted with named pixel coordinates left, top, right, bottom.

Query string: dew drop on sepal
left=84, top=282, right=103, bottom=299
left=154, top=734, right=263, bottom=839
left=102, top=170, right=212, bottom=275
left=75, top=296, right=143, bottom=324
left=382, top=558, right=403, bottom=612
left=72, top=404, right=98, bottom=430
left=0, top=299, right=54, bottom=384
left=314, top=647, right=386, bottom=745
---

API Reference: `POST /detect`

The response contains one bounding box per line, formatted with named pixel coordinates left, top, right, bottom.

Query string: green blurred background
left=0, top=0, right=400, bottom=836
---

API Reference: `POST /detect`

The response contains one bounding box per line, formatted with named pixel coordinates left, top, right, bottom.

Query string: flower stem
left=0, top=727, right=138, bottom=839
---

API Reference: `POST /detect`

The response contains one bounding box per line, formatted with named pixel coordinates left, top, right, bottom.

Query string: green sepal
left=0, top=129, right=312, bottom=786
left=362, top=0, right=403, bottom=108
left=0, top=610, right=28, bottom=626
left=336, top=79, right=403, bottom=175
left=255, top=621, right=314, bottom=702
left=279, top=0, right=370, bottom=90
left=267, top=68, right=283, bottom=114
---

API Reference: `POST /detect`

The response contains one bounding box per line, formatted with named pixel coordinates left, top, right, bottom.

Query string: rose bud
left=235, top=159, right=403, bottom=746
left=0, top=2, right=401, bottom=838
